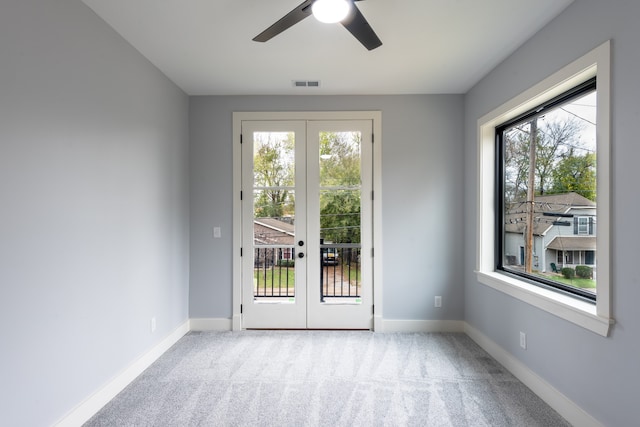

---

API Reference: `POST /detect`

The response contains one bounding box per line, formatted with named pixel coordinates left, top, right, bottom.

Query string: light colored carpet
left=85, top=331, right=569, bottom=426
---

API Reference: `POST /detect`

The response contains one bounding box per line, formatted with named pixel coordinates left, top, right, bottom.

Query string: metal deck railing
left=253, top=244, right=362, bottom=300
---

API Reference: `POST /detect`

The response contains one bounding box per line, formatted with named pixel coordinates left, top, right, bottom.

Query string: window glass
left=498, top=79, right=597, bottom=300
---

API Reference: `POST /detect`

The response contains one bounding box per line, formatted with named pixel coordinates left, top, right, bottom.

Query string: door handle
left=298, top=252, right=305, bottom=258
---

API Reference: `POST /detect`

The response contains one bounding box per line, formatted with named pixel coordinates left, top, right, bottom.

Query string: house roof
left=253, top=218, right=296, bottom=245
left=546, top=236, right=596, bottom=251
left=254, top=218, right=295, bottom=235
left=534, top=192, right=595, bottom=208
left=504, top=192, right=596, bottom=235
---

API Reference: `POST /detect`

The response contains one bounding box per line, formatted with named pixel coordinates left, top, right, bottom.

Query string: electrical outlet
left=520, top=331, right=526, bottom=349
left=151, top=317, right=156, bottom=333
left=434, top=296, right=442, bottom=308
left=213, top=227, right=221, bottom=238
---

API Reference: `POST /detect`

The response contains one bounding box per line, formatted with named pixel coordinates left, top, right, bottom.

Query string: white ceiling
left=81, top=0, right=573, bottom=96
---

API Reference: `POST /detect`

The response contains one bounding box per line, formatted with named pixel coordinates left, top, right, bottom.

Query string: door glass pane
left=318, top=131, right=362, bottom=301
left=252, top=132, right=296, bottom=300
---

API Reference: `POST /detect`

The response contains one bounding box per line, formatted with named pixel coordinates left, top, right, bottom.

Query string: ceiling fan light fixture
left=311, top=0, right=351, bottom=24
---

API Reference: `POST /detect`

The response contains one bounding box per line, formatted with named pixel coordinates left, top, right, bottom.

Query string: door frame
left=232, top=111, right=383, bottom=331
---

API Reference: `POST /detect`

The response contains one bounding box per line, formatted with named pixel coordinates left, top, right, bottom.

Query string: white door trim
left=232, top=111, right=383, bottom=331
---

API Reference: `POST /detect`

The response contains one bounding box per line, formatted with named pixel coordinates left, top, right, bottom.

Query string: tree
left=504, top=124, right=532, bottom=203
left=503, top=115, right=588, bottom=203
left=535, top=117, right=585, bottom=196
left=320, top=189, right=361, bottom=243
left=550, top=150, right=596, bottom=201
left=251, top=130, right=363, bottom=243
left=253, top=132, right=295, bottom=218
left=319, top=132, right=361, bottom=243
left=319, top=132, right=361, bottom=186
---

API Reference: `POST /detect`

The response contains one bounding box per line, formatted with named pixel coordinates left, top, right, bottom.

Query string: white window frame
left=475, top=41, right=613, bottom=337
left=577, top=217, right=589, bottom=235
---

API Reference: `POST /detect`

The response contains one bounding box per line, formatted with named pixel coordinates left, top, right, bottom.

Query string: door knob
left=298, top=252, right=305, bottom=258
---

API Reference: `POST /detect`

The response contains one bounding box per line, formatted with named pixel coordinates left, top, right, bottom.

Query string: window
left=565, top=251, right=574, bottom=265
left=576, top=217, right=592, bottom=235
left=585, top=250, right=595, bottom=265
left=496, top=78, right=597, bottom=301
left=476, top=41, right=612, bottom=336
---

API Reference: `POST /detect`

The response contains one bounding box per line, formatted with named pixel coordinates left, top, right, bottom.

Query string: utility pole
left=525, top=119, right=537, bottom=273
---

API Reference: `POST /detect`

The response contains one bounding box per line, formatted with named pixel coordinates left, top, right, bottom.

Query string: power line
left=559, top=107, right=596, bottom=126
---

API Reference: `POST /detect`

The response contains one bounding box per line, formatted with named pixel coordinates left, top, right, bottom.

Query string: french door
left=240, top=119, right=373, bottom=329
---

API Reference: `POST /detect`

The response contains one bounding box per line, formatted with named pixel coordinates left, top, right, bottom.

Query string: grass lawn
left=537, top=273, right=596, bottom=289
left=322, top=264, right=361, bottom=281
left=254, top=264, right=363, bottom=289
left=254, top=267, right=295, bottom=288
left=553, top=276, right=596, bottom=289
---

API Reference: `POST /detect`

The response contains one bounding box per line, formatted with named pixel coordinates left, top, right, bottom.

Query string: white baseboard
left=464, top=323, right=603, bottom=427
left=381, top=319, right=465, bottom=333
left=55, top=320, right=190, bottom=427
left=189, top=317, right=232, bottom=331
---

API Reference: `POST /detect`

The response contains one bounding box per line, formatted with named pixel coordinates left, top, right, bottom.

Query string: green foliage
left=319, top=132, right=362, bottom=243
left=253, top=132, right=295, bottom=218
left=535, top=118, right=585, bottom=195
left=251, top=130, right=363, bottom=244
left=277, top=259, right=295, bottom=267
left=503, top=114, right=593, bottom=203
left=550, top=151, right=596, bottom=201
left=319, top=132, right=361, bottom=186
left=575, top=265, right=593, bottom=279
left=321, top=190, right=361, bottom=243
left=561, top=267, right=576, bottom=279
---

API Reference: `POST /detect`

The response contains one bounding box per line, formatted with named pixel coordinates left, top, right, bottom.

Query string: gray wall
left=464, top=0, right=640, bottom=425
left=189, top=95, right=465, bottom=321
left=0, top=1, right=190, bottom=425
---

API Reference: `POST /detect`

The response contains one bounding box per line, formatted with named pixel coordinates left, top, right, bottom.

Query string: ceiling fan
left=253, top=0, right=382, bottom=51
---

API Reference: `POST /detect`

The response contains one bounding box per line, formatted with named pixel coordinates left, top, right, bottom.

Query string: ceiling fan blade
left=253, top=0, right=314, bottom=42
left=341, top=3, right=382, bottom=50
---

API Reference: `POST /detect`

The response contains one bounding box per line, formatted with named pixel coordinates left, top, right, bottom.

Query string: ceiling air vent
left=293, top=80, right=321, bottom=88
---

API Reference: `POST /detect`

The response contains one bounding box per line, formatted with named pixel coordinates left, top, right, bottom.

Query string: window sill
left=476, top=271, right=613, bottom=337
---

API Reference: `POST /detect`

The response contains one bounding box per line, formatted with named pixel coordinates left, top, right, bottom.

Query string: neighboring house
left=253, top=217, right=295, bottom=267
left=504, top=192, right=596, bottom=276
